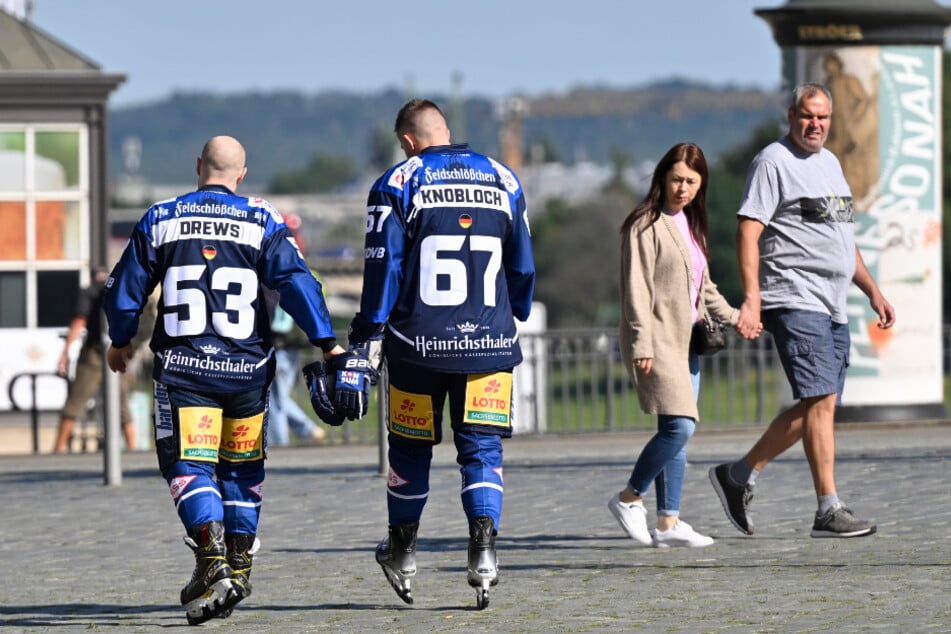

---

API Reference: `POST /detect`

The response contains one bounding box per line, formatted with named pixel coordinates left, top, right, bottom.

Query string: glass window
left=0, top=125, right=87, bottom=329
left=0, top=272, right=26, bottom=327
left=0, top=202, right=27, bottom=260
left=35, top=201, right=81, bottom=261
left=0, top=131, right=26, bottom=192
left=35, top=130, right=79, bottom=190
left=37, top=270, right=80, bottom=327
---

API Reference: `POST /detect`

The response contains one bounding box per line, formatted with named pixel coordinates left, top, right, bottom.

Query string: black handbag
left=691, top=317, right=725, bottom=356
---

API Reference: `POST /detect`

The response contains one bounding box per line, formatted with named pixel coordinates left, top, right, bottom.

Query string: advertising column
left=757, top=0, right=951, bottom=421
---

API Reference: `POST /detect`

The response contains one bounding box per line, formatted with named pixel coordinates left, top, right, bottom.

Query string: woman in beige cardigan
left=607, top=143, right=759, bottom=548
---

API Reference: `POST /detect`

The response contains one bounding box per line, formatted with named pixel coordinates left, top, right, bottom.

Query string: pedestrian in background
left=267, top=304, right=328, bottom=447
left=609, top=142, right=759, bottom=548
left=267, top=212, right=327, bottom=448
left=709, top=83, right=895, bottom=539
left=53, top=266, right=140, bottom=453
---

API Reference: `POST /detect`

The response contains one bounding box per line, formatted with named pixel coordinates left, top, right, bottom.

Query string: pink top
left=669, top=210, right=706, bottom=323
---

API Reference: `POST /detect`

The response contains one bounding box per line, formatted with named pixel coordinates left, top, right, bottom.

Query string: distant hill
left=108, top=80, right=784, bottom=187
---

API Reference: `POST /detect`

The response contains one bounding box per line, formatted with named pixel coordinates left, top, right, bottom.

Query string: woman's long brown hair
left=619, top=142, right=710, bottom=259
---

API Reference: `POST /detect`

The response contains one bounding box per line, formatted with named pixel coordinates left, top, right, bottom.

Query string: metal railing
left=27, top=325, right=945, bottom=452
left=306, top=328, right=790, bottom=445
left=7, top=372, right=70, bottom=454
left=510, top=328, right=786, bottom=434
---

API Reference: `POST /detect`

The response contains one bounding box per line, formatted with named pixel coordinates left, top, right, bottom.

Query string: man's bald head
left=394, top=99, right=451, bottom=158
left=197, top=135, right=248, bottom=189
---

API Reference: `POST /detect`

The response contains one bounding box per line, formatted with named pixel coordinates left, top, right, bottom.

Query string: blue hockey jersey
left=104, top=185, right=336, bottom=393
left=355, top=144, right=535, bottom=373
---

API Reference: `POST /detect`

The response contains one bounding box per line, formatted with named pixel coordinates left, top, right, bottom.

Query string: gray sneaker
left=810, top=503, right=876, bottom=538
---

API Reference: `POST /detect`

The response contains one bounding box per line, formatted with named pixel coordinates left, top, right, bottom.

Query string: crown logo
left=199, top=344, right=221, bottom=355
left=456, top=321, right=479, bottom=334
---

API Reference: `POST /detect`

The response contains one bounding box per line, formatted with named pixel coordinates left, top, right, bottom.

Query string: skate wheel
left=475, top=586, right=489, bottom=610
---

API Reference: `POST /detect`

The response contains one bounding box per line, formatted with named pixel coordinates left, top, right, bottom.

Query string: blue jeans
left=627, top=353, right=700, bottom=516
left=267, top=348, right=318, bottom=446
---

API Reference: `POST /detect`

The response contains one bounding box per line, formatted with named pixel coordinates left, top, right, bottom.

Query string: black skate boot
left=375, top=521, right=418, bottom=605
left=217, top=533, right=260, bottom=619
left=467, top=516, right=498, bottom=610
left=180, top=521, right=237, bottom=625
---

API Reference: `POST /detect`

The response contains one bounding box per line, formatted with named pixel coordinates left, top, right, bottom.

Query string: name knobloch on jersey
left=418, top=184, right=508, bottom=212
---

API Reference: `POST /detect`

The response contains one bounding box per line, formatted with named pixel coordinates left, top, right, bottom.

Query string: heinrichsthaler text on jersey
left=104, top=185, right=337, bottom=393
left=355, top=143, right=535, bottom=373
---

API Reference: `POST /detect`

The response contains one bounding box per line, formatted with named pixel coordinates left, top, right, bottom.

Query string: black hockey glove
left=301, top=361, right=345, bottom=426
left=328, top=348, right=374, bottom=421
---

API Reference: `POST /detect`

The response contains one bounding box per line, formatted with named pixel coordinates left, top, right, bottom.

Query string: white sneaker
left=652, top=520, right=714, bottom=548
left=607, top=493, right=651, bottom=545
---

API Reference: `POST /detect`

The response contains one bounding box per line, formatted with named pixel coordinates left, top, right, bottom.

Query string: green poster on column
left=793, top=45, right=942, bottom=406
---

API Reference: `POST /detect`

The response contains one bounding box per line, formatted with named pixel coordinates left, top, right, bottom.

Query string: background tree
left=530, top=119, right=781, bottom=329
left=531, top=187, right=636, bottom=328
left=705, top=118, right=784, bottom=304
left=606, top=147, right=635, bottom=198
left=368, top=126, right=399, bottom=173
left=268, top=153, right=358, bottom=193
left=525, top=135, right=561, bottom=164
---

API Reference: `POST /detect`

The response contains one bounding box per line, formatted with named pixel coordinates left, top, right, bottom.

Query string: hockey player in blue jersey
left=347, top=99, right=535, bottom=609
left=103, top=136, right=351, bottom=624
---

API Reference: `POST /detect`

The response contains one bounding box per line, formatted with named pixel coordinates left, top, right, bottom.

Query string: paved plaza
left=1, top=422, right=949, bottom=633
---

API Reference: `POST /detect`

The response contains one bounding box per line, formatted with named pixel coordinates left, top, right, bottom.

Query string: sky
left=25, top=0, right=798, bottom=107
left=23, top=1, right=951, bottom=109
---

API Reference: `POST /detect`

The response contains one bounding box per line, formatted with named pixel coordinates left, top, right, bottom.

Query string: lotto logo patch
left=219, top=413, right=264, bottom=462
left=464, top=372, right=513, bottom=427
left=179, top=408, right=221, bottom=462
left=388, top=385, right=435, bottom=441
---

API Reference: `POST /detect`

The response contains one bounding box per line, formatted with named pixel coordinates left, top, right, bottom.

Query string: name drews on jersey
left=154, top=214, right=264, bottom=247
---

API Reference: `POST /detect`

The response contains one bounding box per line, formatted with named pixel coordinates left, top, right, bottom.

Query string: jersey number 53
left=163, top=264, right=257, bottom=339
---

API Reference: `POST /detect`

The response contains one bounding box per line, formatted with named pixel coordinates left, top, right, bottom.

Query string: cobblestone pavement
left=1, top=423, right=949, bottom=633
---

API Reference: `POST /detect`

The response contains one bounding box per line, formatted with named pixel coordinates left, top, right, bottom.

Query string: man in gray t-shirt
left=739, top=135, right=856, bottom=322
left=709, top=83, right=896, bottom=539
